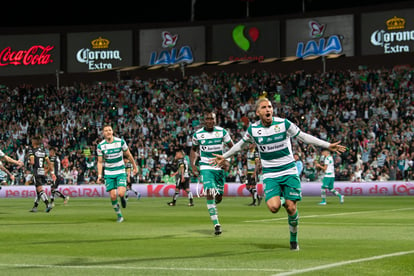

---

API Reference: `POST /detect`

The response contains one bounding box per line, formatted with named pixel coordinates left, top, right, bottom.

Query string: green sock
left=207, top=199, right=219, bottom=225
left=321, top=189, right=326, bottom=202
left=280, top=196, right=286, bottom=206
left=330, top=189, right=340, bottom=197
left=111, top=199, right=122, bottom=217
left=288, top=211, right=299, bottom=242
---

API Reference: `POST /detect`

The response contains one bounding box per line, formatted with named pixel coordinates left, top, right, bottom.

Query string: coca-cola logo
left=0, top=45, right=54, bottom=66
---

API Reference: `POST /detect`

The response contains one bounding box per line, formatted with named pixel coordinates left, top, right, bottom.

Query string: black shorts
left=127, top=176, right=136, bottom=186
left=51, top=176, right=64, bottom=189
left=176, top=177, right=190, bottom=190
left=33, top=175, right=47, bottom=187
left=246, top=174, right=257, bottom=186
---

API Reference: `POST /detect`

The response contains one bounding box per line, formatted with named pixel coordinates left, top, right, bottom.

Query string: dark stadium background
left=0, top=0, right=413, bottom=86
left=0, top=0, right=413, bottom=27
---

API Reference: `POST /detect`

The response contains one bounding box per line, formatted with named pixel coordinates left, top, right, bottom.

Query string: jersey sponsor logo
left=201, top=145, right=222, bottom=152
left=258, top=143, right=285, bottom=152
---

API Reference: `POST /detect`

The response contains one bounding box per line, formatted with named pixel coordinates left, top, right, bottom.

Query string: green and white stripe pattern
left=97, top=137, right=128, bottom=177
left=324, top=155, right=335, bottom=178
left=243, top=117, right=300, bottom=179
left=192, top=126, right=232, bottom=171
left=246, top=150, right=258, bottom=174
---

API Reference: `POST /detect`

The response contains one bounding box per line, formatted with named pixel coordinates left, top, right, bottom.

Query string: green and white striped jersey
left=243, top=117, right=300, bottom=179
left=192, top=126, right=232, bottom=171
left=323, top=155, right=335, bottom=178
left=97, top=137, right=128, bottom=178
left=246, top=149, right=259, bottom=174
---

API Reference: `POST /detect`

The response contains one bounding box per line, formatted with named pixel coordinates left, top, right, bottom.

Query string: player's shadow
left=190, top=229, right=217, bottom=236
left=250, top=242, right=287, bottom=250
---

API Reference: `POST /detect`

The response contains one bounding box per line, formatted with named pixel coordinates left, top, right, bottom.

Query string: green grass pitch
left=0, top=195, right=413, bottom=276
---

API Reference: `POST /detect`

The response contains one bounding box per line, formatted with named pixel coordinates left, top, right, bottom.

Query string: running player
left=245, top=143, right=262, bottom=206
left=49, top=147, right=69, bottom=207
left=315, top=149, right=344, bottom=205
left=29, top=136, right=56, bottom=213
left=124, top=157, right=141, bottom=200
left=211, top=98, right=346, bottom=250
left=167, top=149, right=194, bottom=206
left=190, top=109, right=234, bottom=235
left=97, top=125, right=138, bottom=223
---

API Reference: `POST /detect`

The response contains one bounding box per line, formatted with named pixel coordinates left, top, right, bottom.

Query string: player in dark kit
left=124, top=157, right=141, bottom=200
left=49, top=147, right=69, bottom=207
left=168, top=150, right=194, bottom=206
left=245, top=143, right=262, bottom=206
left=29, top=136, right=56, bottom=212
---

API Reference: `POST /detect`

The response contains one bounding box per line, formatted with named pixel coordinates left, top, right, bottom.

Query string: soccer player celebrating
left=0, top=149, right=23, bottom=186
left=97, top=125, right=138, bottom=223
left=211, top=98, right=346, bottom=250
left=315, top=149, right=344, bottom=205
left=190, top=109, right=234, bottom=235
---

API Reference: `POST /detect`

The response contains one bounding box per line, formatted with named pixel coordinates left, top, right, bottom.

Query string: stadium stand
left=0, top=66, right=413, bottom=185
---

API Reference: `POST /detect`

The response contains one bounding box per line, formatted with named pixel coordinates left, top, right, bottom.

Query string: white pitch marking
left=272, top=250, right=414, bottom=276
left=0, top=263, right=284, bottom=273
left=244, top=208, right=414, bottom=223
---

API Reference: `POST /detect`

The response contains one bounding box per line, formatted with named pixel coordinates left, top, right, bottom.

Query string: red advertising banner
left=1, top=181, right=413, bottom=198
left=0, top=45, right=54, bottom=66
left=0, top=34, right=60, bottom=76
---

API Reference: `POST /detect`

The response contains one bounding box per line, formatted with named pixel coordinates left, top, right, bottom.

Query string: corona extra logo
left=370, top=15, right=413, bottom=54
left=91, top=37, right=110, bottom=49
left=386, top=16, right=405, bottom=30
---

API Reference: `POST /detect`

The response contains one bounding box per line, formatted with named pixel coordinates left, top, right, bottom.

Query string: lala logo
left=296, top=20, right=343, bottom=58
left=309, top=20, right=325, bottom=38
left=148, top=30, right=193, bottom=65
left=161, top=31, right=178, bottom=48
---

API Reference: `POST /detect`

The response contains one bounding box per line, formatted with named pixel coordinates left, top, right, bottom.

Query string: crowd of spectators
left=0, top=66, right=413, bottom=186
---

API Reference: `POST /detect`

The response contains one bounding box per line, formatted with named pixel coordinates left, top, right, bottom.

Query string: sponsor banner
left=139, top=26, right=205, bottom=66
left=1, top=181, right=413, bottom=198
left=361, top=9, right=414, bottom=55
left=0, top=33, right=60, bottom=76
left=286, top=15, right=354, bottom=58
left=211, top=21, right=280, bottom=62
left=67, top=30, right=132, bottom=72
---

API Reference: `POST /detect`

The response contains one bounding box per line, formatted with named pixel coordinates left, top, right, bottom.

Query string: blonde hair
left=255, top=97, right=271, bottom=111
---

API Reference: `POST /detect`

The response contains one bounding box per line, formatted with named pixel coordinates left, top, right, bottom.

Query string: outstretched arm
left=211, top=139, right=247, bottom=167
left=190, top=145, right=199, bottom=176
left=297, top=132, right=347, bottom=154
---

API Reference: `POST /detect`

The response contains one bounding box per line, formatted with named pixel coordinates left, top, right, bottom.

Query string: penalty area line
left=272, top=250, right=414, bottom=276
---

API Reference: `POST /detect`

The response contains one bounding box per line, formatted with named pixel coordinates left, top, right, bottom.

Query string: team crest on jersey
left=274, top=125, right=280, bottom=133
left=215, top=132, right=220, bottom=137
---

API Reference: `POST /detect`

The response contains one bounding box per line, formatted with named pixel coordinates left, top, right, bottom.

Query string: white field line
left=272, top=250, right=414, bottom=276
left=244, top=208, right=414, bottom=223
left=0, top=263, right=284, bottom=273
